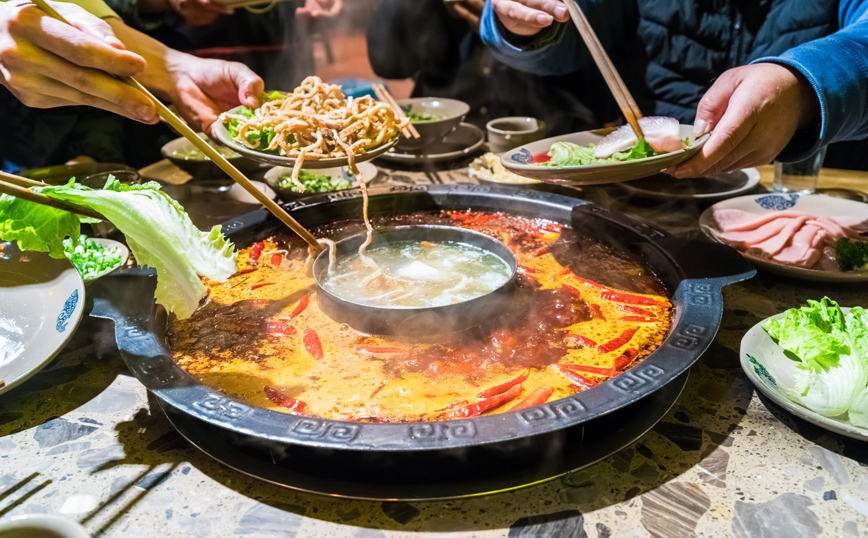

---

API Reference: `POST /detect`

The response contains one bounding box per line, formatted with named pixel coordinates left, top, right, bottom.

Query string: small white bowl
left=227, top=180, right=277, bottom=205
left=65, top=238, right=129, bottom=286
left=0, top=514, right=89, bottom=538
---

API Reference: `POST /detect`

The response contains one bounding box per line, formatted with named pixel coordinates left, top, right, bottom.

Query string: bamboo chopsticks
left=30, top=0, right=322, bottom=251
left=562, top=0, right=645, bottom=140
left=372, top=83, right=420, bottom=140
left=0, top=172, right=104, bottom=220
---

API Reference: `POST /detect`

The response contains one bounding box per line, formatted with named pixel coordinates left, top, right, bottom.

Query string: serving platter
left=621, top=168, right=760, bottom=202
left=502, top=125, right=709, bottom=184
left=0, top=242, right=85, bottom=395
left=214, top=105, right=399, bottom=169
left=700, top=193, right=868, bottom=282
left=378, top=123, right=484, bottom=164
left=740, top=309, right=868, bottom=441
left=157, top=372, right=687, bottom=500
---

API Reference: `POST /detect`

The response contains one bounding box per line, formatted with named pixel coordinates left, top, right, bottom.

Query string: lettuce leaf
left=543, top=141, right=645, bottom=168
left=0, top=192, right=80, bottom=258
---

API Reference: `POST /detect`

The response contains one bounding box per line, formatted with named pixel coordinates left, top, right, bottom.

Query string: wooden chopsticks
left=563, top=0, right=645, bottom=140
left=372, top=83, right=420, bottom=140
left=0, top=171, right=104, bottom=220
left=31, top=0, right=322, bottom=251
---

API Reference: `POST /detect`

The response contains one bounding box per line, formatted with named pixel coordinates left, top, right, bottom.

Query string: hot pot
left=90, top=183, right=754, bottom=498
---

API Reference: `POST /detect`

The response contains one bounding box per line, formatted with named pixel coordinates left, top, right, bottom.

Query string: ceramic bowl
left=264, top=163, right=377, bottom=202
left=486, top=116, right=546, bottom=153
left=0, top=514, right=89, bottom=538
left=395, top=97, right=470, bottom=151
left=161, top=133, right=260, bottom=177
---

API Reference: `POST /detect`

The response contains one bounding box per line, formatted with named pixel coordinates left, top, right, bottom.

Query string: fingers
left=50, top=0, right=126, bottom=50
left=670, top=99, right=756, bottom=178
left=492, top=0, right=567, bottom=35
left=692, top=69, right=743, bottom=138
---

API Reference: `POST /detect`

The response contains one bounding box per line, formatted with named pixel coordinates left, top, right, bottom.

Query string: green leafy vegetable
left=835, top=238, right=868, bottom=271
left=407, top=111, right=441, bottom=123
left=223, top=106, right=292, bottom=154
left=63, top=235, right=123, bottom=280
left=0, top=192, right=80, bottom=258
left=278, top=170, right=353, bottom=193
left=626, top=139, right=656, bottom=160
left=542, top=140, right=655, bottom=168
left=763, top=298, right=868, bottom=418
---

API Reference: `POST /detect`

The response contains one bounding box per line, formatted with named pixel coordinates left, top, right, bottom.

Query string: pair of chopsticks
left=30, top=0, right=321, bottom=250
left=0, top=171, right=104, bottom=220
left=372, top=83, right=420, bottom=140
left=563, top=0, right=645, bottom=140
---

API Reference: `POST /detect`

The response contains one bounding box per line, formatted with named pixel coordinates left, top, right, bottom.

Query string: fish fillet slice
left=594, top=116, right=686, bottom=158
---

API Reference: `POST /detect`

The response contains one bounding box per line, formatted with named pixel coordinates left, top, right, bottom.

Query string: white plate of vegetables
left=63, top=236, right=128, bottom=285
left=264, top=163, right=377, bottom=202
left=741, top=298, right=868, bottom=440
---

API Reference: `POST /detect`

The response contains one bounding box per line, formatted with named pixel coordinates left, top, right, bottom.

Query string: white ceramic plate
left=741, top=308, right=868, bottom=441
left=700, top=193, right=868, bottom=282
left=620, top=167, right=760, bottom=201
left=501, top=125, right=709, bottom=185
left=0, top=514, right=89, bottom=538
left=0, top=243, right=85, bottom=396
left=378, top=123, right=484, bottom=164
left=214, top=105, right=399, bottom=169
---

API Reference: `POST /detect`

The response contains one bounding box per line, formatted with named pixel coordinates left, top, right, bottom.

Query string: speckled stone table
left=2, top=162, right=867, bottom=537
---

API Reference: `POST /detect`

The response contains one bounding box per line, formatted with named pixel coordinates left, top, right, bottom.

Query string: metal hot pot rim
left=91, top=183, right=755, bottom=453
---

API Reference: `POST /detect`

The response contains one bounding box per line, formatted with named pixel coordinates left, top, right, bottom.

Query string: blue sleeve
left=753, top=0, right=868, bottom=159
left=479, top=0, right=627, bottom=77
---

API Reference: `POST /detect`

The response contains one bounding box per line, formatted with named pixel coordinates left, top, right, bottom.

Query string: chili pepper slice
left=552, top=266, right=571, bottom=277
left=303, top=328, right=324, bottom=360
left=613, top=348, right=640, bottom=371
left=541, top=222, right=563, bottom=233
left=355, top=345, right=407, bottom=355
left=561, top=284, right=582, bottom=297
left=467, top=213, right=502, bottom=224
left=575, top=277, right=609, bottom=290
left=558, top=363, right=616, bottom=377
left=264, top=386, right=308, bottom=414
left=556, top=366, right=597, bottom=389
left=509, top=386, right=554, bottom=411
left=371, top=381, right=388, bottom=398
left=518, top=265, right=542, bottom=274
left=566, top=334, right=597, bottom=348
left=290, top=294, right=311, bottom=318
left=249, top=242, right=265, bottom=262
left=598, top=327, right=640, bottom=354
left=598, top=291, right=669, bottom=306
left=450, top=383, right=523, bottom=418
left=618, top=305, right=656, bottom=317
left=448, top=210, right=473, bottom=221
left=477, top=370, right=529, bottom=399
left=271, top=254, right=282, bottom=268
left=237, top=267, right=258, bottom=275
left=266, top=321, right=296, bottom=335
left=249, top=282, right=275, bottom=291
left=620, top=316, right=658, bottom=323
left=531, top=245, right=549, bottom=258
left=589, top=304, right=606, bottom=320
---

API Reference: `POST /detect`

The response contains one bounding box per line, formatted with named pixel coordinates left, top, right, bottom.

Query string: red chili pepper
left=598, top=291, right=669, bottom=307
left=266, top=321, right=296, bottom=335
left=620, top=316, right=658, bottom=323
left=576, top=277, right=609, bottom=290
left=589, top=304, right=606, bottom=320
left=552, top=266, right=571, bottom=277
left=271, top=254, right=282, bottom=268
left=204, top=289, right=210, bottom=299
left=561, top=284, right=582, bottom=297
left=509, top=386, right=554, bottom=411
left=618, top=305, right=656, bottom=317
left=449, top=210, right=473, bottom=221
left=566, top=334, right=597, bottom=348
left=264, top=386, right=308, bottom=414
left=477, top=370, right=529, bottom=399
left=541, top=222, right=563, bottom=233
left=467, top=213, right=502, bottom=224
left=556, top=366, right=597, bottom=389
left=518, top=265, right=542, bottom=274
left=249, top=242, right=265, bottom=262
left=558, top=363, right=616, bottom=377
left=238, top=267, right=257, bottom=275
left=249, top=282, right=275, bottom=291
left=613, top=348, right=640, bottom=371
left=371, top=381, right=388, bottom=398
left=531, top=246, right=550, bottom=258
left=303, top=328, right=324, bottom=360
left=598, top=327, right=640, bottom=354
left=355, top=345, right=407, bottom=355
left=450, top=383, right=523, bottom=418
left=290, top=294, right=311, bottom=319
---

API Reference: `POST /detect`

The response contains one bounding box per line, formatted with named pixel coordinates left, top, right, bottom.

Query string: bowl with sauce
left=161, top=133, right=260, bottom=177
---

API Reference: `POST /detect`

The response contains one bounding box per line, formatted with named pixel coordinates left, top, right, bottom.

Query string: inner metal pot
left=313, top=225, right=517, bottom=335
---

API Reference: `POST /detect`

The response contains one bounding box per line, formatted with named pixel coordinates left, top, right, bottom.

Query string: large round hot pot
left=90, top=183, right=754, bottom=499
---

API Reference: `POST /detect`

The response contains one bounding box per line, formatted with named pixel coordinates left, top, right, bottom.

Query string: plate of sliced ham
left=700, top=194, right=868, bottom=281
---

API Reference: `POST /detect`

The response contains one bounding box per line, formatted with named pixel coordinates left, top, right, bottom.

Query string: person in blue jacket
left=480, top=0, right=868, bottom=177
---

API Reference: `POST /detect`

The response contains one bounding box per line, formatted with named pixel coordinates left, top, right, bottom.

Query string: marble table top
left=2, top=161, right=867, bottom=538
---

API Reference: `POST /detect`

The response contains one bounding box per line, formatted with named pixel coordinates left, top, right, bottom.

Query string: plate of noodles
left=215, top=76, right=406, bottom=177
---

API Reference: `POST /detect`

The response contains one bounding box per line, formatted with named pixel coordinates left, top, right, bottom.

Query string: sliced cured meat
left=719, top=217, right=793, bottom=246
left=749, top=216, right=810, bottom=256
left=775, top=224, right=824, bottom=266
left=594, top=116, right=686, bottom=158
left=714, top=209, right=808, bottom=232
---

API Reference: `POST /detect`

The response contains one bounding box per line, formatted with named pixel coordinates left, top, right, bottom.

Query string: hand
left=167, top=0, right=233, bottom=28
left=669, top=63, right=821, bottom=178
left=491, top=0, right=569, bottom=36
left=295, top=0, right=342, bottom=18
left=0, top=0, right=157, bottom=123
left=449, top=0, right=485, bottom=34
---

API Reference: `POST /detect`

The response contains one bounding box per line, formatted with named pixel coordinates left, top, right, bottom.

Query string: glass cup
left=773, top=147, right=827, bottom=195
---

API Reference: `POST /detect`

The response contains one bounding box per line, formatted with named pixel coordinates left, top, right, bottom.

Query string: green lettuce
left=223, top=97, right=294, bottom=153
left=543, top=141, right=653, bottom=168
left=0, top=192, right=80, bottom=258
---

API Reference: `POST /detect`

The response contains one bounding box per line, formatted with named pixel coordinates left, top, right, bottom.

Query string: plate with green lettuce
left=741, top=298, right=868, bottom=440
left=501, top=122, right=708, bottom=185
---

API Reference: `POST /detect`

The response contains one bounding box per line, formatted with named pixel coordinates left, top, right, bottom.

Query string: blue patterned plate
left=700, top=193, right=868, bottom=282
left=0, top=242, right=85, bottom=395
left=500, top=124, right=709, bottom=184
left=740, top=309, right=868, bottom=441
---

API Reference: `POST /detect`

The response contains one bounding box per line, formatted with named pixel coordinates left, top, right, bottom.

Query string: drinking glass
left=773, top=147, right=827, bottom=195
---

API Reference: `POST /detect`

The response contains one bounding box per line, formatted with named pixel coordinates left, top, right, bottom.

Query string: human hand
left=167, top=0, right=233, bottom=28
left=0, top=0, right=157, bottom=123
left=449, top=0, right=485, bottom=34
left=491, top=0, right=568, bottom=36
left=669, top=63, right=820, bottom=178
left=295, top=0, right=341, bottom=18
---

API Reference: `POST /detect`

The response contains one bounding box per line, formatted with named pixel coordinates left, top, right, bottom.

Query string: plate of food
left=620, top=168, right=760, bottom=201
left=215, top=76, right=404, bottom=170
left=741, top=298, right=868, bottom=440
left=263, top=162, right=378, bottom=202
left=468, top=152, right=542, bottom=187
left=502, top=117, right=709, bottom=184
left=0, top=242, right=85, bottom=395
left=700, top=193, right=868, bottom=281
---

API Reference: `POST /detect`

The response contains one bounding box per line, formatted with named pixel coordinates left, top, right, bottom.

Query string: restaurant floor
left=1, top=163, right=867, bottom=537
